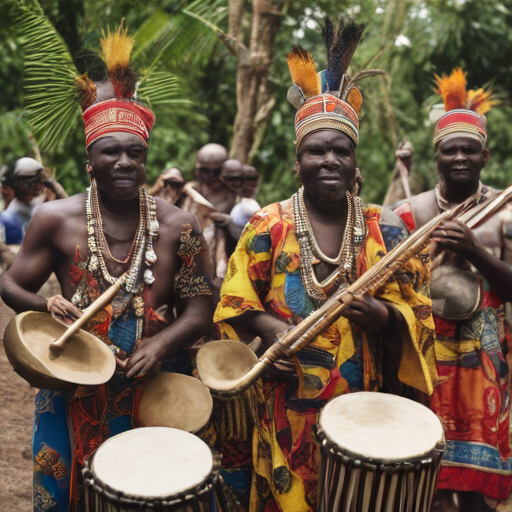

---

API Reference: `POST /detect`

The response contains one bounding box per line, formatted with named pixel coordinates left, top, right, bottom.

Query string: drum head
left=5, top=311, right=116, bottom=388
left=91, top=427, right=213, bottom=498
left=139, top=373, right=213, bottom=433
left=196, top=340, right=258, bottom=392
left=319, top=393, right=444, bottom=462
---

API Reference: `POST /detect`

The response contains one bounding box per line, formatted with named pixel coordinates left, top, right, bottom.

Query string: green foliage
left=1, top=0, right=512, bottom=205
left=14, top=1, right=81, bottom=153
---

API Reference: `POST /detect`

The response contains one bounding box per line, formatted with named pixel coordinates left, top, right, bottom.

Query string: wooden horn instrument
left=198, top=193, right=509, bottom=397
left=50, top=274, right=126, bottom=354
left=233, top=188, right=512, bottom=394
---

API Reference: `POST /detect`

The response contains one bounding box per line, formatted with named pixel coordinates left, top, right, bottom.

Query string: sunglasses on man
left=164, top=180, right=185, bottom=189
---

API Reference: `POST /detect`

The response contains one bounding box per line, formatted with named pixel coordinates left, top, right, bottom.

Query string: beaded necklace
left=86, top=180, right=159, bottom=299
left=293, top=186, right=365, bottom=303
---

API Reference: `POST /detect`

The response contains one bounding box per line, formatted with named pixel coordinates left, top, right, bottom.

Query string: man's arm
left=434, top=220, right=512, bottom=303
left=0, top=204, right=61, bottom=313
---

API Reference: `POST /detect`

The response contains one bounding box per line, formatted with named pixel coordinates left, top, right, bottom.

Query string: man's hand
left=211, top=212, right=232, bottom=228
left=124, top=337, right=165, bottom=379
left=47, top=295, right=83, bottom=325
left=264, top=356, right=299, bottom=384
left=432, top=220, right=482, bottom=258
left=341, top=293, right=390, bottom=331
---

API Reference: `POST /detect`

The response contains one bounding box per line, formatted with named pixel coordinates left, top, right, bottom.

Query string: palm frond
left=15, top=1, right=81, bottom=152
left=136, top=71, right=190, bottom=107
left=136, top=1, right=228, bottom=71
left=131, top=9, right=173, bottom=61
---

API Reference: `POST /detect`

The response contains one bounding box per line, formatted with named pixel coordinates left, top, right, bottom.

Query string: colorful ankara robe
left=33, top=234, right=210, bottom=511
left=213, top=198, right=437, bottom=512
left=394, top=184, right=512, bottom=501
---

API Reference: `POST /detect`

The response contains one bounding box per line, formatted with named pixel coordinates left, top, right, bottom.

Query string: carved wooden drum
left=83, top=427, right=219, bottom=512
left=316, top=392, right=445, bottom=512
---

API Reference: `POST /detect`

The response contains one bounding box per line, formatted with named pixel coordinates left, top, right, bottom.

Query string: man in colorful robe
left=393, top=69, right=512, bottom=511
left=212, top=23, right=438, bottom=511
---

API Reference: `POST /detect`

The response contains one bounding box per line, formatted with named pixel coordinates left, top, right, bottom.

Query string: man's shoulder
left=32, top=194, right=86, bottom=220
left=364, top=203, right=410, bottom=251
left=250, top=199, right=291, bottom=227
left=391, top=189, right=438, bottom=231
left=393, top=189, right=437, bottom=211
left=155, top=197, right=200, bottom=231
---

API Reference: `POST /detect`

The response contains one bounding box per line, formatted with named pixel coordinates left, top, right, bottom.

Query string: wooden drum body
left=316, top=393, right=445, bottom=512
left=83, top=427, right=219, bottom=512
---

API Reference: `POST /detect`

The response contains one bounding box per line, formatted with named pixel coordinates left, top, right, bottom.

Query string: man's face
left=195, top=151, right=227, bottom=190
left=298, top=130, right=356, bottom=205
left=88, top=132, right=147, bottom=201
left=1, top=183, right=15, bottom=204
left=241, top=166, right=259, bottom=198
left=15, top=173, right=45, bottom=202
left=435, top=135, right=489, bottom=187
left=163, top=178, right=185, bottom=204
left=221, top=161, right=244, bottom=192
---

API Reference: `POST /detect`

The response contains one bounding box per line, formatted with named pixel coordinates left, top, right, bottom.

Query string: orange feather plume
left=434, top=68, right=467, bottom=112
left=287, top=46, right=320, bottom=100
left=347, top=87, right=363, bottom=115
left=467, top=87, right=496, bottom=115
left=75, top=74, right=97, bottom=110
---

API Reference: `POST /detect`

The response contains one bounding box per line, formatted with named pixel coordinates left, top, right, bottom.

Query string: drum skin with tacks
left=316, top=392, right=445, bottom=512
left=83, top=427, right=220, bottom=512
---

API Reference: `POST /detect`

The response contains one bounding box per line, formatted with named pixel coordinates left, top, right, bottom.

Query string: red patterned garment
left=394, top=190, right=512, bottom=501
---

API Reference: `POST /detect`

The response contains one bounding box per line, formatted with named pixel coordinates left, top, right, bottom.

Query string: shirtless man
left=393, top=69, right=512, bottom=511
left=1, top=102, right=214, bottom=511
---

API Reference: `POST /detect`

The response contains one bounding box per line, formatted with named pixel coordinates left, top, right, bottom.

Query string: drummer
left=0, top=26, right=214, bottom=511
left=212, top=22, right=438, bottom=511
left=393, top=69, right=512, bottom=511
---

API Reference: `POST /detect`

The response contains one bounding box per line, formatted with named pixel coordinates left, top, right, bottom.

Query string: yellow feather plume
left=101, top=23, right=135, bottom=73
left=467, top=88, right=496, bottom=115
left=434, top=67, right=467, bottom=112
left=287, top=46, right=320, bottom=100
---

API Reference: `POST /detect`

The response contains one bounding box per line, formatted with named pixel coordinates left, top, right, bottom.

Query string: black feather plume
left=339, top=22, right=365, bottom=78
left=325, top=20, right=366, bottom=92
left=322, top=17, right=334, bottom=62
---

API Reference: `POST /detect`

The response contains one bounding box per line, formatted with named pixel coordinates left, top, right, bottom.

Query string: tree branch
left=183, top=8, right=248, bottom=57
left=228, top=0, right=245, bottom=39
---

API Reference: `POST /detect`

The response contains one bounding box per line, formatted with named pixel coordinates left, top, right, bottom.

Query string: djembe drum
left=83, top=427, right=220, bottom=512
left=316, top=392, right=445, bottom=512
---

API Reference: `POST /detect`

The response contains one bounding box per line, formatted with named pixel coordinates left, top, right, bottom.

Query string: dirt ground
left=0, top=298, right=32, bottom=511
left=0, top=274, right=61, bottom=512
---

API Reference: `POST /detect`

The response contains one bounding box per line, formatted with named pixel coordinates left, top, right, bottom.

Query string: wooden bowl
left=4, top=311, right=116, bottom=390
